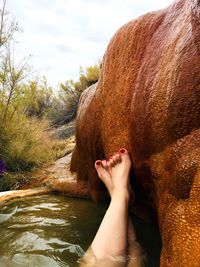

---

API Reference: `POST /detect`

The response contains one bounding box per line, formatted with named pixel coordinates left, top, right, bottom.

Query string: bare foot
left=95, top=148, right=133, bottom=198
left=95, top=159, right=112, bottom=196
left=107, top=148, right=132, bottom=193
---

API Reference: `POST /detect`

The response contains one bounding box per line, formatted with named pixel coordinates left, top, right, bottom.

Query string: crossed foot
left=94, top=148, right=134, bottom=200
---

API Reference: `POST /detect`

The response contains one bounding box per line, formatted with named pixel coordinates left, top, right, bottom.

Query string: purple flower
left=0, top=160, right=6, bottom=175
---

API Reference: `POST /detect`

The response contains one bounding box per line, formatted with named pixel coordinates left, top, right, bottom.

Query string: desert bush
left=48, top=62, right=101, bottom=126
left=0, top=172, right=31, bottom=191
left=47, top=87, right=79, bottom=126
left=60, top=62, right=100, bottom=95
left=0, top=114, right=53, bottom=172
left=0, top=51, right=54, bottom=172
left=23, top=78, right=53, bottom=118
left=0, top=0, right=54, bottom=174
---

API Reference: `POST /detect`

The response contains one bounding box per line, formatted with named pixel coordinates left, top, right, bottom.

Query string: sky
left=7, top=0, right=173, bottom=89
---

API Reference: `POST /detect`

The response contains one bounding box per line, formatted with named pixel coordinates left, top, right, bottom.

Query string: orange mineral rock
left=71, top=0, right=200, bottom=266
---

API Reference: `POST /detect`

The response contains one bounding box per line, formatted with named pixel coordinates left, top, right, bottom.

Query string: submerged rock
left=71, top=0, right=200, bottom=266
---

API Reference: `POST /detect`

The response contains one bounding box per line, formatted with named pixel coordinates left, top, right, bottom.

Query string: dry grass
left=0, top=115, right=54, bottom=172
left=52, top=135, right=75, bottom=158
left=0, top=112, right=76, bottom=191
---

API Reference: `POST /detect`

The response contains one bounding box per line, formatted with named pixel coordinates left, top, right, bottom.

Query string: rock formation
left=70, top=0, right=200, bottom=266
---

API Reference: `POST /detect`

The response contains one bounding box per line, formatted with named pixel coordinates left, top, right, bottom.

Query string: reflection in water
left=0, top=206, right=18, bottom=224
left=0, top=195, right=106, bottom=267
left=0, top=194, right=161, bottom=267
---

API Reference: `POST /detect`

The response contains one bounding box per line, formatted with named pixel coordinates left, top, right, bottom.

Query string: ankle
left=112, top=188, right=130, bottom=200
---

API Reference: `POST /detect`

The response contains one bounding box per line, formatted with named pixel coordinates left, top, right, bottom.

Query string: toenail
left=95, top=160, right=101, bottom=166
left=119, top=148, right=126, bottom=153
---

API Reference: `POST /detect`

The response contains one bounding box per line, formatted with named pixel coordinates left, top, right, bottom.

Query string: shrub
left=47, top=88, right=79, bottom=126
left=0, top=114, right=53, bottom=172
left=48, top=62, right=101, bottom=127
left=0, top=172, right=31, bottom=191
left=23, top=78, right=53, bottom=118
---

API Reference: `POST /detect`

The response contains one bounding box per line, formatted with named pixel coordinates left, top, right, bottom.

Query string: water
left=0, top=195, right=106, bottom=267
left=0, top=194, right=161, bottom=267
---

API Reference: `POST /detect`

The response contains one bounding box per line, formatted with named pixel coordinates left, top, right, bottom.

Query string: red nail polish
left=96, top=160, right=101, bottom=166
left=119, top=148, right=126, bottom=153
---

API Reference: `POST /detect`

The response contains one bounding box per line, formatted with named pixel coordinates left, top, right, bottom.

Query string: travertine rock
left=71, top=0, right=200, bottom=266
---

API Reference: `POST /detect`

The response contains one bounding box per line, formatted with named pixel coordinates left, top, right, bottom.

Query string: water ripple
left=0, top=206, right=18, bottom=224
left=0, top=195, right=107, bottom=267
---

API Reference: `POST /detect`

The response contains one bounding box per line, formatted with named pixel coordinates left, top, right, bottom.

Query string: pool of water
left=0, top=194, right=161, bottom=267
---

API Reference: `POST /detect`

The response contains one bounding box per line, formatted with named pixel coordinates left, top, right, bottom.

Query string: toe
left=95, top=159, right=112, bottom=193
left=102, top=160, right=108, bottom=168
left=119, top=148, right=128, bottom=154
left=106, top=159, right=112, bottom=168
left=119, top=148, right=130, bottom=160
left=114, top=152, right=121, bottom=163
left=108, top=157, right=115, bottom=167
left=95, top=160, right=102, bottom=169
left=119, top=148, right=132, bottom=169
left=112, top=155, right=118, bottom=165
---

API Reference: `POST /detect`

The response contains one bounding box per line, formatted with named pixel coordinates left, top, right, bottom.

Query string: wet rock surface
left=71, top=0, right=200, bottom=266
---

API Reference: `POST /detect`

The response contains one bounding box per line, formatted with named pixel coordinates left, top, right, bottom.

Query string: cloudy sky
left=7, top=0, right=173, bottom=88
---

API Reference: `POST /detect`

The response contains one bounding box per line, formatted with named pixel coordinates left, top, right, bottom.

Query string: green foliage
left=0, top=50, right=54, bottom=173
left=47, top=85, right=78, bottom=126
left=48, top=62, right=100, bottom=126
left=0, top=172, right=31, bottom=191
left=0, top=0, right=100, bottom=191
left=0, top=0, right=54, bottom=175
left=60, top=62, right=100, bottom=94
left=0, top=112, right=53, bottom=172
left=21, top=78, right=53, bottom=118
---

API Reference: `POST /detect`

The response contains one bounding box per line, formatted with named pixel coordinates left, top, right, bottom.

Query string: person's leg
left=94, top=150, right=145, bottom=263
left=80, top=148, right=145, bottom=267
left=91, top=149, right=131, bottom=260
left=80, top=149, right=131, bottom=267
left=127, top=217, right=146, bottom=267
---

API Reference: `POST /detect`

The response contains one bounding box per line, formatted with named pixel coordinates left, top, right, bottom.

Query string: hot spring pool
left=0, top=194, right=161, bottom=267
